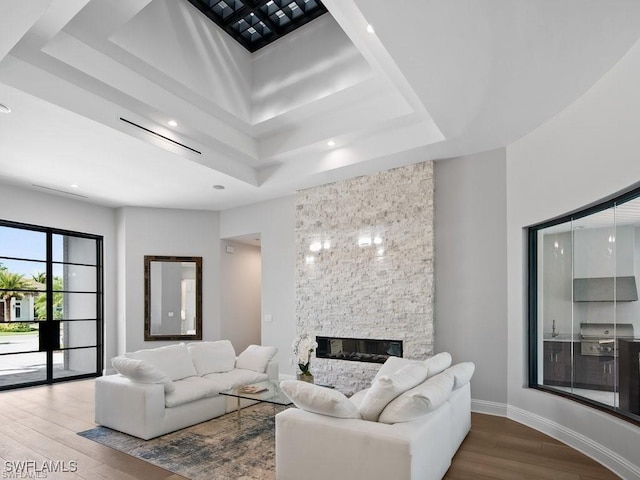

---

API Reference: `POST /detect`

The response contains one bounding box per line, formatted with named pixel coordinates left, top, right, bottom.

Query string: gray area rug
left=78, top=403, right=281, bottom=480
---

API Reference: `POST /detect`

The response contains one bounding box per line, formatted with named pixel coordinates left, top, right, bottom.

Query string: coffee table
left=220, top=380, right=293, bottom=422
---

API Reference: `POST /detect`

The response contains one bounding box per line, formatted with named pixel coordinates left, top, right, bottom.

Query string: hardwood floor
left=446, top=413, right=620, bottom=480
left=0, top=379, right=621, bottom=480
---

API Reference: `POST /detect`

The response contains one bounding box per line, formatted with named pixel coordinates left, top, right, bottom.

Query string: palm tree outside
left=0, top=271, right=30, bottom=322
left=34, top=276, right=63, bottom=320
left=31, top=272, right=46, bottom=285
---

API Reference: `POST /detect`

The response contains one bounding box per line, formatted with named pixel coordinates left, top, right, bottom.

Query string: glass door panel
left=53, top=234, right=97, bottom=264
left=53, top=347, right=97, bottom=380
left=52, top=264, right=98, bottom=292
left=0, top=226, right=46, bottom=261
left=0, top=352, right=47, bottom=388
left=1, top=225, right=47, bottom=387
left=612, top=196, right=640, bottom=411
left=61, top=320, right=97, bottom=348
left=572, top=208, right=617, bottom=406
left=538, top=219, right=573, bottom=388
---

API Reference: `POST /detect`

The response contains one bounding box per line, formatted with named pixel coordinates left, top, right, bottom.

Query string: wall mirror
left=144, top=255, right=202, bottom=341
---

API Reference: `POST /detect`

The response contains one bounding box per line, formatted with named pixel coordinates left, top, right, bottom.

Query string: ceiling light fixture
left=0, top=103, right=11, bottom=114
left=70, top=184, right=79, bottom=189
left=327, top=140, right=336, bottom=147
left=366, top=24, right=375, bottom=34
left=213, top=185, right=226, bottom=190
left=168, top=120, right=178, bottom=127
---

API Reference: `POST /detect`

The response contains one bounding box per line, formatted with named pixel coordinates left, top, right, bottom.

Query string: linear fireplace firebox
left=316, top=336, right=403, bottom=364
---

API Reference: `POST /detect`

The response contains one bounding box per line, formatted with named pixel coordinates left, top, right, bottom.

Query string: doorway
left=0, top=220, right=103, bottom=390
left=220, top=234, right=262, bottom=353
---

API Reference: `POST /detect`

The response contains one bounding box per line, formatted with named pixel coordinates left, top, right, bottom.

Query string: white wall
left=434, top=148, right=508, bottom=409
left=220, top=239, right=261, bottom=353
left=116, top=206, right=220, bottom=353
left=251, top=15, right=371, bottom=124
left=506, top=32, right=640, bottom=479
left=220, top=196, right=296, bottom=376
left=0, top=184, right=117, bottom=369
left=110, top=0, right=252, bottom=121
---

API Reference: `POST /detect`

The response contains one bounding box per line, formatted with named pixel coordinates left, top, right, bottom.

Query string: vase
left=297, top=373, right=314, bottom=384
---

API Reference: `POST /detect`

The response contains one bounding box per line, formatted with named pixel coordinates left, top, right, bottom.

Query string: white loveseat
left=276, top=353, right=474, bottom=480
left=95, top=341, right=278, bottom=439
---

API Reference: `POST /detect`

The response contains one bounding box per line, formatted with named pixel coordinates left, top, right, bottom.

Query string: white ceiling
left=2, top=0, right=640, bottom=211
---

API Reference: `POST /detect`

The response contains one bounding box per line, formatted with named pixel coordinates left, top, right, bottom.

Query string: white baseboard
left=471, top=399, right=508, bottom=417
left=506, top=405, right=640, bottom=480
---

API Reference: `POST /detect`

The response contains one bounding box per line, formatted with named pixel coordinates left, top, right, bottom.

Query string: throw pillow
left=112, top=356, right=175, bottom=393
left=373, top=356, right=424, bottom=382
left=378, top=371, right=454, bottom=424
left=348, top=388, right=369, bottom=410
left=444, top=362, right=475, bottom=390
left=187, top=340, right=236, bottom=375
left=424, top=352, right=452, bottom=378
left=359, top=364, right=429, bottom=422
left=126, top=343, right=197, bottom=381
left=235, top=344, right=278, bottom=373
left=280, top=380, right=361, bottom=419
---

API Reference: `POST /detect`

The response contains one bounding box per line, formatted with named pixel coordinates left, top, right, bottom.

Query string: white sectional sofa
left=276, top=353, right=474, bottom=480
left=95, top=341, right=278, bottom=439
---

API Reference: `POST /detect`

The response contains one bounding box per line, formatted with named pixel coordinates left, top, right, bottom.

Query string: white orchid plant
left=292, top=334, right=318, bottom=376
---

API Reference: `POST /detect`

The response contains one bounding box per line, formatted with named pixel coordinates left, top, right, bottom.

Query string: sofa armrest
left=266, top=359, right=279, bottom=380
left=276, top=405, right=452, bottom=480
left=95, top=374, right=166, bottom=440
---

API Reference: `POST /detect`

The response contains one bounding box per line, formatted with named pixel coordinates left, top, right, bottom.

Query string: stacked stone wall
left=295, top=161, right=434, bottom=394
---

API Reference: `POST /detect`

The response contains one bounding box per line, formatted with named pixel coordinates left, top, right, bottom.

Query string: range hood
left=573, top=276, right=638, bottom=302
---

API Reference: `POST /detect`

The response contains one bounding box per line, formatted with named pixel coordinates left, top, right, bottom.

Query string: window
left=0, top=219, right=103, bottom=390
left=529, top=186, right=640, bottom=426
left=187, top=0, right=327, bottom=52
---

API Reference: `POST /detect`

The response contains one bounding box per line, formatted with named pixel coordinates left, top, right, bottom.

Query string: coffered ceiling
left=1, top=0, right=640, bottom=210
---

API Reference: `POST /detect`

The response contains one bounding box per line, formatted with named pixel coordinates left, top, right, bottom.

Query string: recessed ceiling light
left=327, top=140, right=336, bottom=147
left=0, top=103, right=11, bottom=114
left=70, top=184, right=79, bottom=189
left=213, top=185, right=226, bottom=190
left=168, top=120, right=178, bottom=127
left=366, top=24, right=375, bottom=34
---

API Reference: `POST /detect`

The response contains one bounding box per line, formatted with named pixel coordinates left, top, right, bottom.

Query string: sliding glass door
left=0, top=220, right=103, bottom=390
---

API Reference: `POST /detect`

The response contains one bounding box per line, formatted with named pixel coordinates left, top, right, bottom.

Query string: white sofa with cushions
left=276, top=353, right=474, bottom=480
left=95, top=341, right=278, bottom=440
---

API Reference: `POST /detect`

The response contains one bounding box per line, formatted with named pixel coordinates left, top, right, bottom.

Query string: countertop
left=543, top=334, right=640, bottom=342
left=543, top=333, right=580, bottom=342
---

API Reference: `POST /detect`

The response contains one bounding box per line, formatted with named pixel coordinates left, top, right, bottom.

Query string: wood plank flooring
left=0, top=379, right=621, bottom=480
left=446, top=413, right=620, bottom=480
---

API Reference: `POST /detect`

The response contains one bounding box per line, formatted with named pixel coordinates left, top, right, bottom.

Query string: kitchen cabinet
left=543, top=341, right=572, bottom=386
left=573, top=354, right=615, bottom=391
left=619, top=340, right=640, bottom=414
left=543, top=341, right=617, bottom=390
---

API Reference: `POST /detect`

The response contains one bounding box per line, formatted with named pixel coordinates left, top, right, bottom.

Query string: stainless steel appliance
left=580, top=323, right=635, bottom=356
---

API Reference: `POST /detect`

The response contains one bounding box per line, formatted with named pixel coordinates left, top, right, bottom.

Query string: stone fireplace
left=295, top=162, right=434, bottom=394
